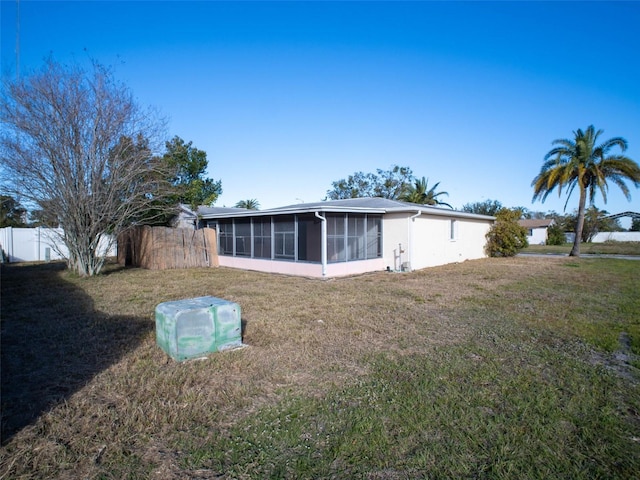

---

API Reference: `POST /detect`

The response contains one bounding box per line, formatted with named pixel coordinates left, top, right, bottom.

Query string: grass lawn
left=1, top=257, right=639, bottom=479
left=522, top=241, right=640, bottom=256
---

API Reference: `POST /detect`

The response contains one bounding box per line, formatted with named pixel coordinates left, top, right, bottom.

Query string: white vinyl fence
left=565, top=231, right=640, bottom=244
left=0, top=227, right=116, bottom=263
left=591, top=231, right=640, bottom=243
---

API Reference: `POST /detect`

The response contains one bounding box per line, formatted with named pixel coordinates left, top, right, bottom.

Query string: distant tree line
left=325, top=165, right=452, bottom=207
left=462, top=199, right=633, bottom=238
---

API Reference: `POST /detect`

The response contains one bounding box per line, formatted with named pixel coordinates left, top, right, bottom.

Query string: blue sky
left=2, top=1, right=639, bottom=225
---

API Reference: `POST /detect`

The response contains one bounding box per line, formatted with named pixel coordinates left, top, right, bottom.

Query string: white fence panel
left=0, top=227, right=115, bottom=263
left=591, top=232, right=640, bottom=243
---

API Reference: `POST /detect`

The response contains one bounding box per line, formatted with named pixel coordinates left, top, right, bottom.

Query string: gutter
left=315, top=211, right=327, bottom=277
left=201, top=206, right=387, bottom=220
left=407, top=210, right=422, bottom=272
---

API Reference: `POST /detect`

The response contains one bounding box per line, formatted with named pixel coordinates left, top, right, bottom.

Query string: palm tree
left=235, top=199, right=260, bottom=210
left=532, top=125, right=640, bottom=256
left=400, top=177, right=452, bottom=208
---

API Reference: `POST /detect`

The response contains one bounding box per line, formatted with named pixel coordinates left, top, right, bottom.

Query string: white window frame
left=449, top=219, right=458, bottom=241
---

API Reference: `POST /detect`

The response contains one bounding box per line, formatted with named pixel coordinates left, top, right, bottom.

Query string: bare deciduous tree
left=1, top=59, right=171, bottom=276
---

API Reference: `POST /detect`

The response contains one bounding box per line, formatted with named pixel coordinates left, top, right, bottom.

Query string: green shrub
left=546, top=223, right=566, bottom=245
left=485, top=208, right=528, bottom=257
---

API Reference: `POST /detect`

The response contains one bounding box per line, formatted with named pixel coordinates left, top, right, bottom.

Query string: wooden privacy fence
left=118, top=226, right=218, bottom=270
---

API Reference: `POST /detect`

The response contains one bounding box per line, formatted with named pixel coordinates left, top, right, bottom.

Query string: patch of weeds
left=180, top=340, right=640, bottom=479
left=387, top=288, right=426, bottom=304
left=95, top=449, right=152, bottom=480
left=490, top=259, right=640, bottom=356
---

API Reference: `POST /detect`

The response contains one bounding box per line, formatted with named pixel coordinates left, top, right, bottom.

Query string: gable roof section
left=177, top=204, right=197, bottom=217
left=180, top=204, right=249, bottom=219
left=197, top=205, right=249, bottom=216
left=519, top=219, right=555, bottom=228
left=198, top=197, right=495, bottom=221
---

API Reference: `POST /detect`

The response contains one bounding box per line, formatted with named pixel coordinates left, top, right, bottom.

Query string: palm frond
left=597, top=136, right=627, bottom=155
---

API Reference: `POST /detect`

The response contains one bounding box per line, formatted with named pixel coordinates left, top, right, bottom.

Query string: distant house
left=173, top=204, right=198, bottom=229
left=196, top=198, right=494, bottom=278
left=519, top=218, right=555, bottom=245
left=172, top=204, right=250, bottom=229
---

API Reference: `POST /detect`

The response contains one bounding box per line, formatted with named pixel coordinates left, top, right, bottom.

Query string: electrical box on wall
left=155, top=296, right=243, bottom=362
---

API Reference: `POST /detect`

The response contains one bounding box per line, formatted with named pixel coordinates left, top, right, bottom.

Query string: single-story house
left=518, top=218, right=555, bottom=245
left=196, top=198, right=494, bottom=278
left=173, top=204, right=250, bottom=229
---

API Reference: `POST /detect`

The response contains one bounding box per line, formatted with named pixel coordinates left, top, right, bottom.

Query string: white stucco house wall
left=197, top=198, right=494, bottom=278
left=519, top=219, right=555, bottom=245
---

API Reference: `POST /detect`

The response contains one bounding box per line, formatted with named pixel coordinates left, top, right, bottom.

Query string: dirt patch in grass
left=1, top=256, right=638, bottom=478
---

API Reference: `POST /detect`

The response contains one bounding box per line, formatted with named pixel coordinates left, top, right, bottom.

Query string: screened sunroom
left=210, top=212, right=382, bottom=264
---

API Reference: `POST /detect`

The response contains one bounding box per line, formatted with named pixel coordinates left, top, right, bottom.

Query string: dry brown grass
left=0, top=256, right=636, bottom=478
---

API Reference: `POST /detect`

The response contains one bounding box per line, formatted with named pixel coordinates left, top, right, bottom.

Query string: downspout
left=408, top=210, right=422, bottom=271
left=315, top=211, right=327, bottom=277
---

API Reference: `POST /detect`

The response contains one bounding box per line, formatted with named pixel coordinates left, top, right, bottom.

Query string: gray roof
left=196, top=206, right=249, bottom=216
left=198, top=197, right=495, bottom=221
left=272, top=197, right=413, bottom=211
left=178, top=204, right=251, bottom=218
left=519, top=218, right=555, bottom=228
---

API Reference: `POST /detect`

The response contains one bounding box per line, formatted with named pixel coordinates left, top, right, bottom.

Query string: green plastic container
left=155, top=296, right=243, bottom=361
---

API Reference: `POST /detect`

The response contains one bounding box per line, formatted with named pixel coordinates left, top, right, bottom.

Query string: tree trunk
left=569, top=185, right=587, bottom=257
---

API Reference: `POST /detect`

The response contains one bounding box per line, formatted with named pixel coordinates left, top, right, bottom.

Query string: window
left=253, top=218, right=272, bottom=259
left=366, top=215, right=382, bottom=259
left=348, top=215, right=365, bottom=260
left=449, top=219, right=458, bottom=241
left=327, top=214, right=381, bottom=262
left=274, top=215, right=295, bottom=259
left=235, top=219, right=251, bottom=256
left=218, top=220, right=233, bottom=255
left=297, top=214, right=321, bottom=262
left=327, top=214, right=346, bottom=262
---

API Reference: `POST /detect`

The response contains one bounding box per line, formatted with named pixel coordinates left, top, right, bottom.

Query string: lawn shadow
left=241, top=318, right=247, bottom=341
left=0, top=262, right=152, bottom=445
